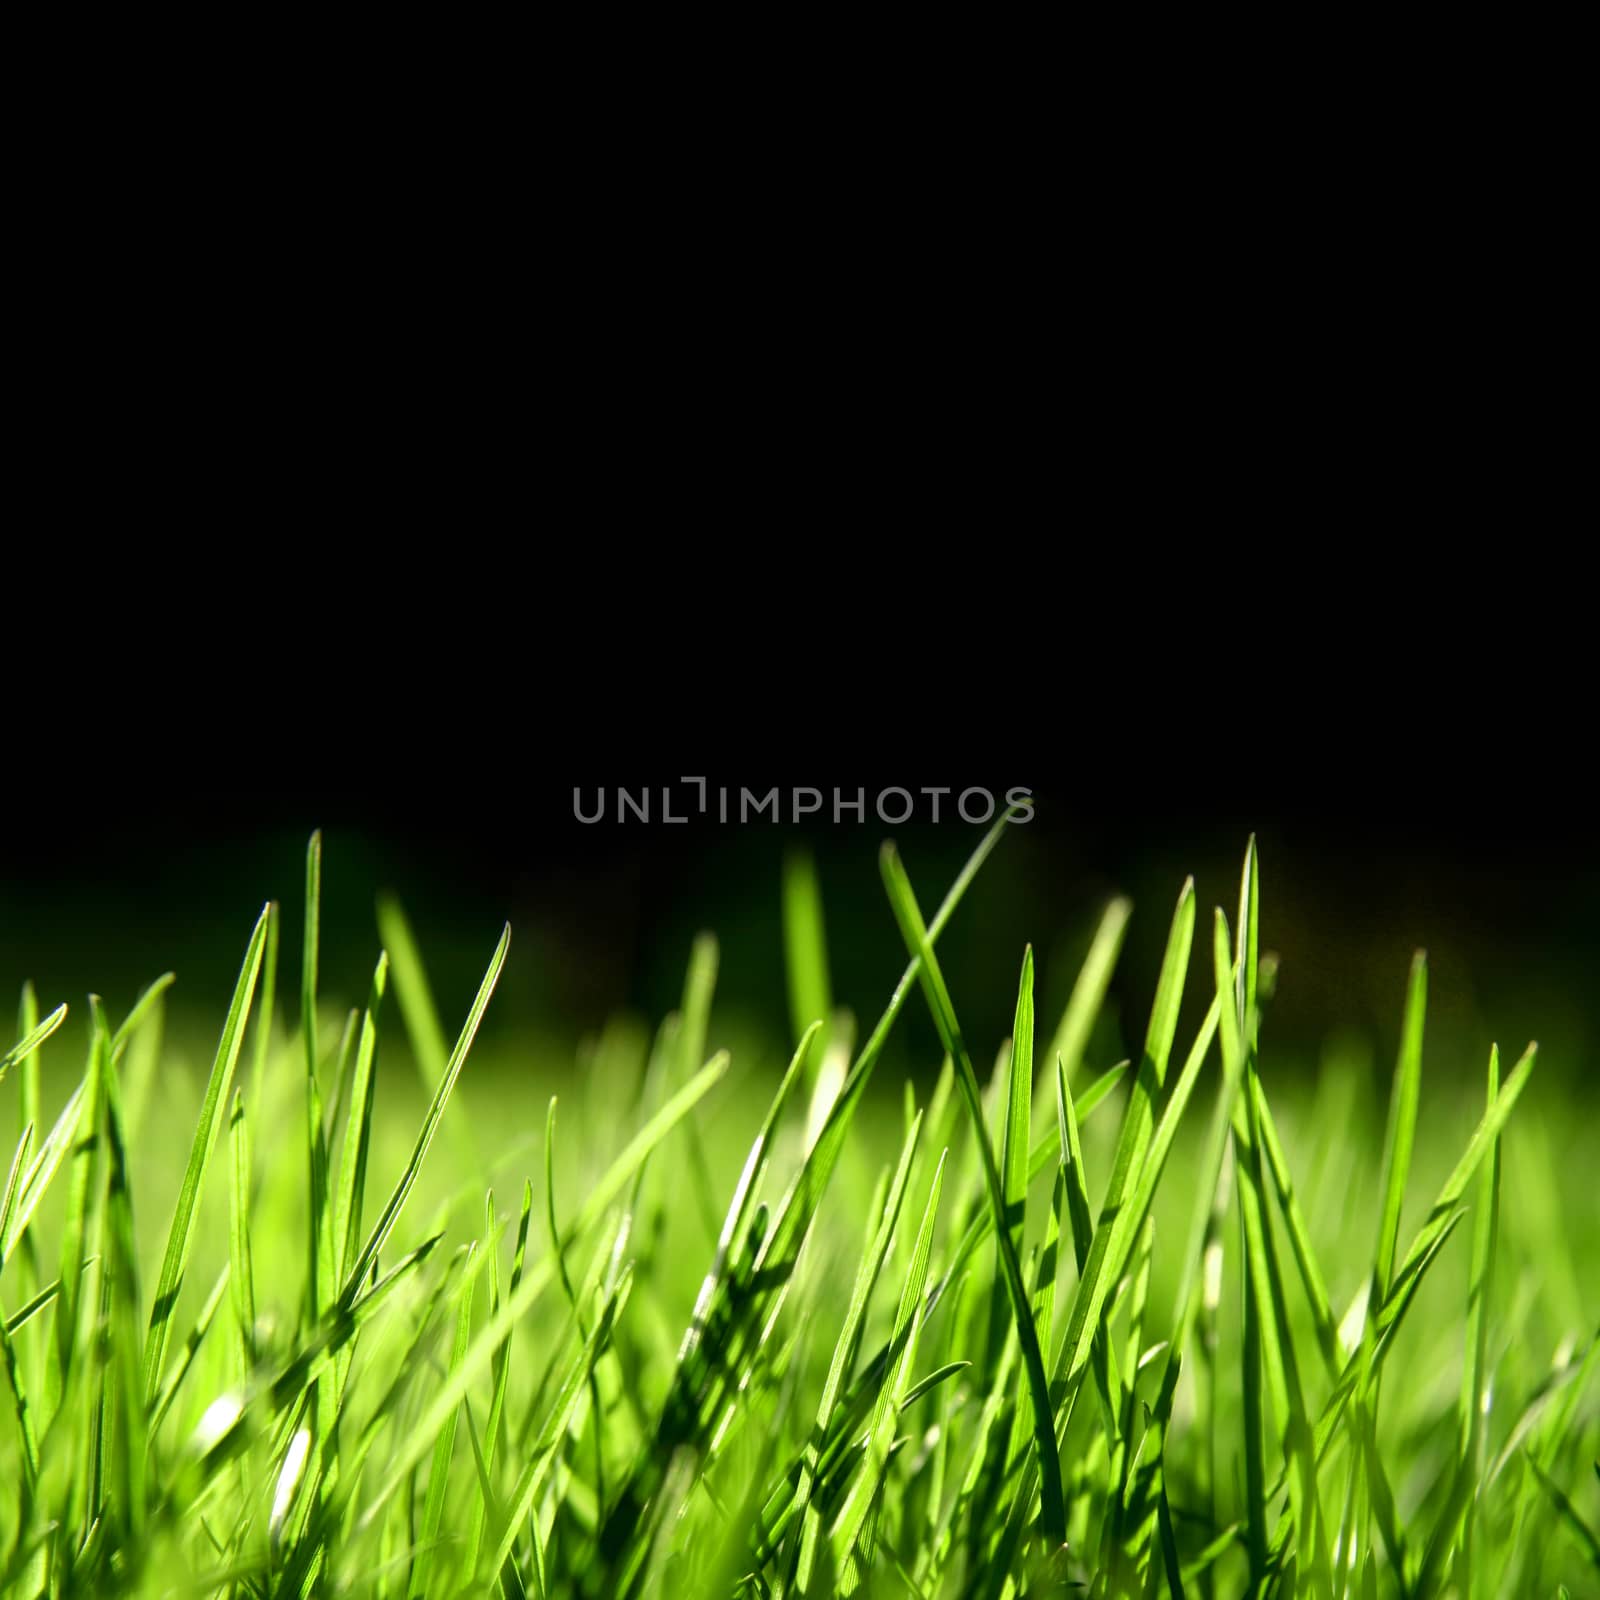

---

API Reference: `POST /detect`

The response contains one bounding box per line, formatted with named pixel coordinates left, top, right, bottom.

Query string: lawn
left=0, top=820, right=1595, bottom=1596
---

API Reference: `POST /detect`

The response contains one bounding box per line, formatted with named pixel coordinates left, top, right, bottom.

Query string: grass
left=0, top=820, right=1596, bottom=1597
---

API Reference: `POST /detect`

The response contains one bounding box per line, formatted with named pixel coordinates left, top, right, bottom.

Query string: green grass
left=1, top=822, right=1597, bottom=1597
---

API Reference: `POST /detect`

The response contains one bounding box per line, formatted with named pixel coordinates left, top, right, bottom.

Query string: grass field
left=0, top=820, right=1596, bottom=1597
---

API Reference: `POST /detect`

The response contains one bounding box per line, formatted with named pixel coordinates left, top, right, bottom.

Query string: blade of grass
left=142, top=901, right=270, bottom=1406
left=1374, top=952, right=1427, bottom=1308
left=1051, top=878, right=1198, bottom=1406
left=1056, top=1052, right=1123, bottom=1447
left=1222, top=914, right=1327, bottom=1597
left=56, top=999, right=107, bottom=1392
left=483, top=1271, right=634, bottom=1582
left=300, top=832, right=338, bottom=1483
left=880, top=843, right=1065, bottom=1545
left=900, top=1361, right=970, bottom=1410
left=343, top=1055, right=725, bottom=1535
left=784, top=1112, right=923, bottom=1600
left=375, top=893, right=451, bottom=1093
left=8, top=984, right=47, bottom=1450
left=1, top=1081, right=87, bottom=1266
left=783, top=848, right=832, bottom=1081
left=0, top=1125, right=40, bottom=1490
left=1043, top=896, right=1131, bottom=1091
left=246, top=900, right=279, bottom=1127
left=109, top=976, right=174, bottom=1066
left=828, top=1150, right=947, bottom=1586
left=408, top=1244, right=476, bottom=1599
left=1525, top=1451, right=1600, bottom=1571
left=673, top=1024, right=816, bottom=1386
left=982, top=886, right=1213, bottom=1600
left=228, top=1090, right=256, bottom=1375
left=1252, top=1071, right=1340, bottom=1376
left=99, top=1004, right=147, bottom=1542
left=984, top=947, right=1034, bottom=1371
left=333, top=951, right=388, bottom=1286
left=1417, top=1046, right=1504, bottom=1596
left=339, top=923, right=511, bottom=1307
left=15, top=982, right=43, bottom=1137
left=601, top=818, right=1021, bottom=1597
left=0, top=1002, right=67, bottom=1086
left=149, top=1264, right=232, bottom=1437
left=545, top=1098, right=608, bottom=1534
left=464, top=1180, right=534, bottom=1575
left=1000, top=946, right=1034, bottom=1257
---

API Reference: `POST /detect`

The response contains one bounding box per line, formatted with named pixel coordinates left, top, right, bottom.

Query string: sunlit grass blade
left=0, top=1292, right=38, bottom=1492
left=335, top=1052, right=723, bottom=1537
left=1221, top=911, right=1327, bottom=1596
left=999, top=946, right=1033, bottom=1259
left=1052, top=878, right=1197, bottom=1405
left=3, top=1276, right=60, bottom=1336
left=984, top=946, right=1033, bottom=1371
left=375, top=892, right=451, bottom=1092
left=669, top=1023, right=815, bottom=1395
left=1373, top=951, right=1426, bottom=1306
left=562, top=1051, right=729, bottom=1254
left=0, top=1126, right=30, bottom=1268
left=56, top=1000, right=108, bottom=1391
left=1, top=1081, right=87, bottom=1267
left=677, top=932, right=717, bottom=1084
left=149, top=1264, right=231, bottom=1437
left=827, top=1149, right=946, bottom=1586
left=980, top=885, right=1212, bottom=1600
left=1388, top=1042, right=1535, bottom=1296
left=601, top=824, right=1019, bottom=1595
left=880, top=842, right=1065, bottom=1545
left=784, top=1112, right=923, bottom=1599
left=464, top=1180, right=533, bottom=1574
left=901, top=1360, right=970, bottom=1410
left=0, top=1124, right=40, bottom=1489
left=300, top=830, right=339, bottom=1487
left=142, top=901, right=270, bottom=1406
left=1418, top=1048, right=1505, bottom=1595
left=1, top=1001, right=67, bottom=1085
left=339, top=923, right=510, bottom=1306
left=333, top=951, right=388, bottom=1286
left=100, top=1002, right=148, bottom=1543
left=15, top=982, right=42, bottom=1134
left=408, top=1244, right=476, bottom=1599
left=757, top=813, right=1013, bottom=1291
left=1309, top=1208, right=1471, bottom=1464
left=110, top=976, right=174, bottom=1065
left=1055, top=1053, right=1122, bottom=1444
left=1043, top=895, right=1131, bottom=1090
left=483, top=1271, right=634, bottom=1582
left=782, top=847, right=832, bottom=1078
left=247, top=899, right=279, bottom=1116
left=545, top=1096, right=608, bottom=1527
left=1157, top=1469, right=1189, bottom=1600
left=8, top=984, right=47, bottom=1399
left=1252, top=1070, right=1340, bottom=1375
left=228, top=1090, right=256, bottom=1374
